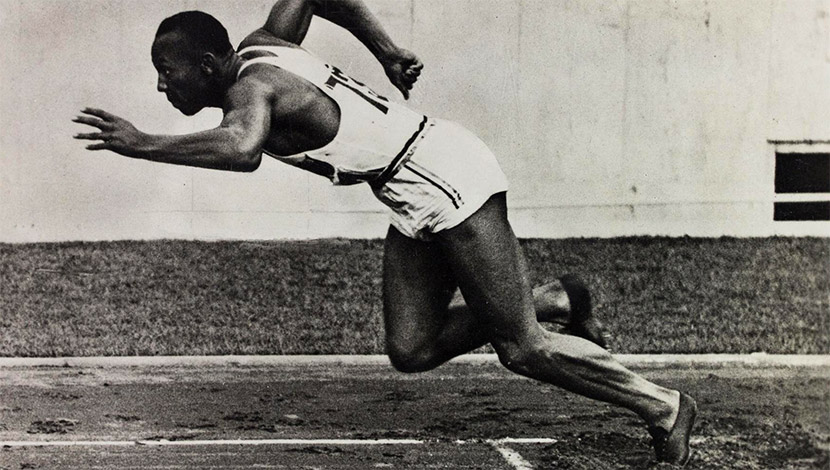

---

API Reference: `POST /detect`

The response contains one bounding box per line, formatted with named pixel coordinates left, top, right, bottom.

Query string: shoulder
left=239, top=29, right=301, bottom=51
left=226, top=64, right=314, bottom=118
left=222, top=71, right=278, bottom=114
left=235, top=58, right=304, bottom=95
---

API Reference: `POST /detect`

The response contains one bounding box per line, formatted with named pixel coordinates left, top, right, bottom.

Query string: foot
left=648, top=392, right=697, bottom=467
left=559, top=274, right=609, bottom=349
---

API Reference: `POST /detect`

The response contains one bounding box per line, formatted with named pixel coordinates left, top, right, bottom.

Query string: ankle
left=648, top=390, right=681, bottom=431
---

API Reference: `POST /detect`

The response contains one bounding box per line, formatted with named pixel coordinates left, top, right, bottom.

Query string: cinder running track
left=1, top=356, right=828, bottom=469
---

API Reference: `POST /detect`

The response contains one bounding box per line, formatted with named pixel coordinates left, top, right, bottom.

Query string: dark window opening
left=775, top=153, right=830, bottom=193
left=774, top=201, right=830, bottom=221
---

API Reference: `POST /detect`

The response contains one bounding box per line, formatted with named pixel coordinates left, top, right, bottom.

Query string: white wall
left=1, top=0, right=828, bottom=242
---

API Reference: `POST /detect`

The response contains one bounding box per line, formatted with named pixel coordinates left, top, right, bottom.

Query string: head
left=152, top=11, right=234, bottom=115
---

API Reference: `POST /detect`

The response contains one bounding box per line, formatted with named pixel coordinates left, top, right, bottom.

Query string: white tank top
left=237, top=45, right=430, bottom=185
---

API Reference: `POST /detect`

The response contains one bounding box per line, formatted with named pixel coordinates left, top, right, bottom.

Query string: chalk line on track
left=488, top=440, right=535, bottom=470
left=484, top=439, right=557, bottom=470
left=0, top=438, right=425, bottom=447
left=0, top=437, right=557, bottom=448
left=1, top=437, right=558, bottom=470
left=0, top=353, right=828, bottom=368
left=1, top=438, right=552, bottom=470
left=1, top=438, right=556, bottom=470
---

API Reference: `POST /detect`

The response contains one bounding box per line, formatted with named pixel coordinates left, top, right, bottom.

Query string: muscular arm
left=261, top=0, right=396, bottom=57
left=74, top=82, right=271, bottom=172
left=249, top=0, right=422, bottom=98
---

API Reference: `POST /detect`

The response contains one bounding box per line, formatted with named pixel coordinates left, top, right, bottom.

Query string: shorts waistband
left=370, top=116, right=434, bottom=190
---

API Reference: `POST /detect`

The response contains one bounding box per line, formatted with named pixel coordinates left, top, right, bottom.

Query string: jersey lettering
left=325, top=66, right=389, bottom=114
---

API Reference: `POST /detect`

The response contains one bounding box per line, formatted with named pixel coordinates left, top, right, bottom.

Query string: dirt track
left=1, top=361, right=828, bottom=469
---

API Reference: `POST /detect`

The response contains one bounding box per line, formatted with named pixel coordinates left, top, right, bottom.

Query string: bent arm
left=74, top=84, right=271, bottom=172
left=255, top=0, right=423, bottom=98
left=262, top=0, right=397, bottom=57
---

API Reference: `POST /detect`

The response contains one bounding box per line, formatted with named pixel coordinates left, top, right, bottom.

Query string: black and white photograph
left=1, top=0, right=828, bottom=468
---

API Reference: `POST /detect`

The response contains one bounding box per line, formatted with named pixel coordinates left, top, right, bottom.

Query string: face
left=151, top=32, right=211, bottom=116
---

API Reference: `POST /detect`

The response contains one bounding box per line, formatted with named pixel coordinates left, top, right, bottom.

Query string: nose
left=157, top=74, right=168, bottom=92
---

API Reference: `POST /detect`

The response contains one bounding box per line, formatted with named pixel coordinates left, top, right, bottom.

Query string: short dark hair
left=156, top=11, right=233, bottom=57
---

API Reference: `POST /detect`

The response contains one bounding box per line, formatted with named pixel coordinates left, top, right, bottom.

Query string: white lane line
left=1, top=353, right=828, bottom=368
left=454, top=438, right=556, bottom=445
left=1, top=437, right=556, bottom=448
left=499, top=438, right=557, bottom=444
left=487, top=439, right=536, bottom=470
left=1, top=440, right=136, bottom=447
left=0, top=438, right=425, bottom=448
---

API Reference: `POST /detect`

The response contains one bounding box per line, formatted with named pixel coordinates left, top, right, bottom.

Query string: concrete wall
left=1, top=0, right=828, bottom=242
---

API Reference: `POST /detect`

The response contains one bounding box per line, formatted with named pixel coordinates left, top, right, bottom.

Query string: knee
left=387, top=343, right=436, bottom=374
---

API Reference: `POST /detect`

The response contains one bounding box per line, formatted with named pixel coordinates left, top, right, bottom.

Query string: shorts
left=371, top=118, right=509, bottom=241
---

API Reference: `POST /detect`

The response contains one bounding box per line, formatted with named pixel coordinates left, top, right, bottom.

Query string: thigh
left=382, top=226, right=457, bottom=349
left=436, top=193, right=538, bottom=343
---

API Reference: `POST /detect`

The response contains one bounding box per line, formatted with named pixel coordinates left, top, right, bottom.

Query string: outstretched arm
left=73, top=84, right=271, bottom=172
left=257, top=0, right=422, bottom=99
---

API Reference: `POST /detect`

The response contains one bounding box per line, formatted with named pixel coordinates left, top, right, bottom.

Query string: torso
left=231, top=31, right=429, bottom=185
left=237, top=31, right=340, bottom=157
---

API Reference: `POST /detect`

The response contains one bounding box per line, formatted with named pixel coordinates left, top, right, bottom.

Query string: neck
left=207, top=53, right=244, bottom=108
left=226, top=53, right=245, bottom=85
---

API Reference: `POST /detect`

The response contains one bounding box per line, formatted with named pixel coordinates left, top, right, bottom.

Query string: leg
left=383, top=227, right=603, bottom=370
left=450, top=278, right=571, bottom=323
left=436, top=193, right=687, bottom=435
left=453, top=274, right=609, bottom=348
left=382, top=226, right=490, bottom=372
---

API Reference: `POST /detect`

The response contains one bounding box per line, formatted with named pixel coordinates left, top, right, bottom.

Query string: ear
left=200, top=53, right=218, bottom=75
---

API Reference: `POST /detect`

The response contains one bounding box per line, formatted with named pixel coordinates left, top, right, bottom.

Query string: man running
left=73, top=0, right=696, bottom=465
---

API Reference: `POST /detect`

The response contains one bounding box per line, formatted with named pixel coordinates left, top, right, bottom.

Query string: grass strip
left=0, top=237, right=827, bottom=356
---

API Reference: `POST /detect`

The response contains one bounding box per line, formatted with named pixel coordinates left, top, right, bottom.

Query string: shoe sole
left=665, top=392, right=698, bottom=466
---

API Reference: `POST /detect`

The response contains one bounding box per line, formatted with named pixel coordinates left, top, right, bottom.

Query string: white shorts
left=371, top=118, right=509, bottom=240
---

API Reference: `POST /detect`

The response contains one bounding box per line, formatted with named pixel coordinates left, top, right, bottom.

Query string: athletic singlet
left=237, top=45, right=430, bottom=186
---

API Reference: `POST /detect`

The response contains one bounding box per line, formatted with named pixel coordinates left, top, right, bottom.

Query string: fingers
left=73, top=131, right=114, bottom=152
left=398, top=85, right=410, bottom=100
left=85, top=142, right=111, bottom=151
left=391, top=75, right=413, bottom=100
left=73, top=132, right=107, bottom=141
left=72, top=131, right=112, bottom=150
left=72, top=107, right=122, bottom=131
left=72, top=108, right=136, bottom=155
left=81, top=107, right=119, bottom=121
left=399, top=73, right=419, bottom=100
left=404, top=59, right=422, bottom=79
left=72, top=115, right=115, bottom=131
left=396, top=63, right=422, bottom=100
left=403, top=70, right=420, bottom=84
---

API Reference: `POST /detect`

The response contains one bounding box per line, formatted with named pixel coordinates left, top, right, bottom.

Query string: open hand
left=380, top=48, right=423, bottom=100
left=73, top=108, right=145, bottom=157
